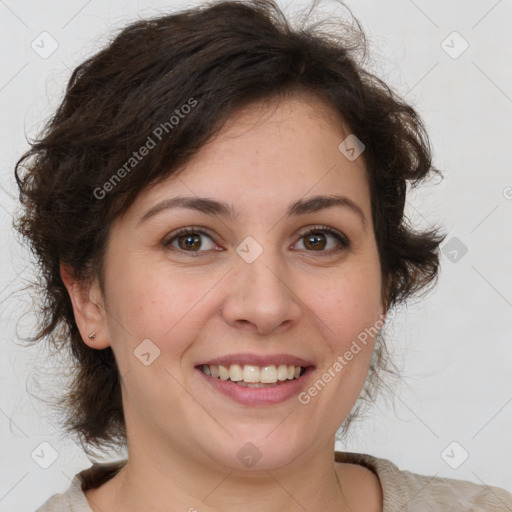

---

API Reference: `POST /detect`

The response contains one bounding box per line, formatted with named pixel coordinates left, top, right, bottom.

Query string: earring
left=88, top=332, right=96, bottom=340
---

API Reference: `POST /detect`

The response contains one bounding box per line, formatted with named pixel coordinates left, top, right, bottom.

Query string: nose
left=221, top=248, right=302, bottom=335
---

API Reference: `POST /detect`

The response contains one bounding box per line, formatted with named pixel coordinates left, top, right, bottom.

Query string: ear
left=60, top=263, right=111, bottom=349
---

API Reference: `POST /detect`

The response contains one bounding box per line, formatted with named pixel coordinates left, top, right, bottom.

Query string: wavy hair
left=15, top=0, right=445, bottom=455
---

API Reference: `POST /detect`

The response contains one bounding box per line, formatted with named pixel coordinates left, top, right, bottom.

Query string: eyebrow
left=138, top=194, right=366, bottom=228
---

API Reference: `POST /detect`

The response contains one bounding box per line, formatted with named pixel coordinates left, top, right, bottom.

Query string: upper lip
left=196, top=353, right=315, bottom=368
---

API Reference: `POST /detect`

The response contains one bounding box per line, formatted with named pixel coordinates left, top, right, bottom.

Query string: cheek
left=103, top=255, right=215, bottom=349
left=313, top=260, right=383, bottom=357
left=102, top=262, right=208, bottom=399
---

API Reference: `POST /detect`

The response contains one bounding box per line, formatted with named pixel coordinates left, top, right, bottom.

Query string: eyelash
left=162, top=225, right=350, bottom=257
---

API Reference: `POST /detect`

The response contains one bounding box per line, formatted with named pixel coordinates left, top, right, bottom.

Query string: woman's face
left=87, top=94, right=385, bottom=470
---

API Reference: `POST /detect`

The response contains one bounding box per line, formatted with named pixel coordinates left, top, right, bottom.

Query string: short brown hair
left=15, top=0, right=445, bottom=455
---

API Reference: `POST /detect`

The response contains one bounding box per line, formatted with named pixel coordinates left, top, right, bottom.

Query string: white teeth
left=243, top=365, right=260, bottom=383
left=200, top=364, right=305, bottom=384
left=229, top=364, right=243, bottom=382
left=219, top=365, right=230, bottom=380
left=277, top=364, right=288, bottom=381
left=260, top=366, right=277, bottom=383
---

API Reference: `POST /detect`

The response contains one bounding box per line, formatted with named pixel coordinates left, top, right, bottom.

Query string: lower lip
left=196, top=367, right=315, bottom=406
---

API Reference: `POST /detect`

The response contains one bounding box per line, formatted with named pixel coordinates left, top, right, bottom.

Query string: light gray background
left=1, top=0, right=511, bottom=510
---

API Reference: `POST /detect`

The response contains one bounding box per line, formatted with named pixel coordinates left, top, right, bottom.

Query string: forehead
left=124, top=93, right=370, bottom=223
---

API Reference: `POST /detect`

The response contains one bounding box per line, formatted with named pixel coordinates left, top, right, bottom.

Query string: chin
left=203, top=428, right=310, bottom=472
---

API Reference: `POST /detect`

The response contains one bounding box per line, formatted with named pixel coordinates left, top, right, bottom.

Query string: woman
left=14, top=1, right=512, bottom=511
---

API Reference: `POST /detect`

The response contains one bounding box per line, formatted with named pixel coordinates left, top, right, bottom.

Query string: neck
left=90, top=439, right=352, bottom=512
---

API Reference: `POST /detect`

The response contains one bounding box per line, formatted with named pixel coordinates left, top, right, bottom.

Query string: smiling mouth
left=197, top=363, right=308, bottom=387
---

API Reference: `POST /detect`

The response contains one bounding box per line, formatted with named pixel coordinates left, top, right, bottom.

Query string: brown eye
left=177, top=233, right=202, bottom=251
left=304, top=232, right=327, bottom=250
left=296, top=226, right=350, bottom=253
left=163, top=227, right=216, bottom=255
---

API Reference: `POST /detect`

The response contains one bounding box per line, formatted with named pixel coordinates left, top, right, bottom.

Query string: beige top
left=35, top=451, right=512, bottom=511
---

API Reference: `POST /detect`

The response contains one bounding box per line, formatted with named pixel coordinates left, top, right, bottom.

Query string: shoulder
left=35, top=460, right=126, bottom=512
left=336, top=462, right=383, bottom=512
left=392, top=466, right=512, bottom=511
left=335, top=451, right=512, bottom=511
left=34, top=476, right=90, bottom=512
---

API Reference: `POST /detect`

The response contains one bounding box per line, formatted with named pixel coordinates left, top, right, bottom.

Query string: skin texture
left=62, top=93, right=384, bottom=512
